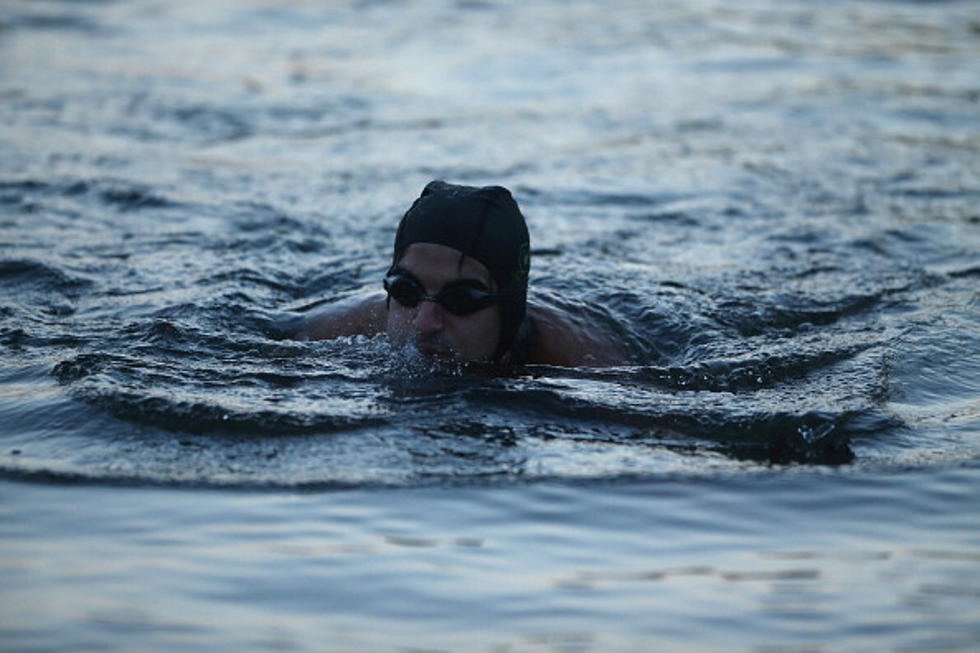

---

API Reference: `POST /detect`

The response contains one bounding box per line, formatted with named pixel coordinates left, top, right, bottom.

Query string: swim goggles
left=383, top=272, right=502, bottom=316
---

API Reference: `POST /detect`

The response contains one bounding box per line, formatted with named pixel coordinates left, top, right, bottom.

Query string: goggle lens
left=384, top=274, right=498, bottom=316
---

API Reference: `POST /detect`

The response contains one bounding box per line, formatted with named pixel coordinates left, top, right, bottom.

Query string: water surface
left=1, top=0, right=979, bottom=649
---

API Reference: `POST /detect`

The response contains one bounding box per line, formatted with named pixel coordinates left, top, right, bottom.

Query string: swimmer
left=295, top=181, right=624, bottom=366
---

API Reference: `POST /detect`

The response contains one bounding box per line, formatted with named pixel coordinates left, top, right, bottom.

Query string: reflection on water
left=3, top=468, right=979, bottom=650
left=1, top=0, right=979, bottom=650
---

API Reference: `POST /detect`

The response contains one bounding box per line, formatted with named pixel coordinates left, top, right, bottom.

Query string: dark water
left=2, top=0, right=979, bottom=649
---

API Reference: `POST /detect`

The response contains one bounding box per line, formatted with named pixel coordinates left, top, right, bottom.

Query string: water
left=2, top=0, right=979, bottom=649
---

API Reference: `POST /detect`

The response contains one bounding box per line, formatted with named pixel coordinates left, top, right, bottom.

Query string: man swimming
left=295, top=181, right=623, bottom=366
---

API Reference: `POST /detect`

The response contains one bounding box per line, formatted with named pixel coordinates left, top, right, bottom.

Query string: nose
left=413, top=298, right=445, bottom=334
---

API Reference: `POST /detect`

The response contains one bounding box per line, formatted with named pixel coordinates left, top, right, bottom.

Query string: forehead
left=396, top=242, right=493, bottom=287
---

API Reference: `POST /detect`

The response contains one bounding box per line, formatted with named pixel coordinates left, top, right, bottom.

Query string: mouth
left=415, top=340, right=454, bottom=360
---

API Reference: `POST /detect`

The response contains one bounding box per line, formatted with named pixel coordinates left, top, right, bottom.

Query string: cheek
left=449, top=309, right=501, bottom=355
left=385, top=304, right=412, bottom=339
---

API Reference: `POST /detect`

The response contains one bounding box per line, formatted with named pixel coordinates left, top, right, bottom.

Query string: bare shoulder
left=523, top=302, right=627, bottom=367
left=293, top=291, right=387, bottom=341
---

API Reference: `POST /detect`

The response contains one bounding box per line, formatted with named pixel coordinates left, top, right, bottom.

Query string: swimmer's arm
left=293, top=292, right=386, bottom=341
left=524, top=303, right=627, bottom=367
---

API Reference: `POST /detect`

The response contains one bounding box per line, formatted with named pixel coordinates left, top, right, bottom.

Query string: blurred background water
left=1, top=0, right=979, bottom=650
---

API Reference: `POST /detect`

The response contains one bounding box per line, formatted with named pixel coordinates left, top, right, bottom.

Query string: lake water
left=1, top=0, right=979, bottom=650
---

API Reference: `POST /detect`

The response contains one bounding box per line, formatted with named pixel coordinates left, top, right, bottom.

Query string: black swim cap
left=391, top=180, right=531, bottom=360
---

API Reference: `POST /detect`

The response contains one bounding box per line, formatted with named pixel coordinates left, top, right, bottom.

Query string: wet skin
left=294, top=244, right=626, bottom=367
left=385, top=243, right=501, bottom=362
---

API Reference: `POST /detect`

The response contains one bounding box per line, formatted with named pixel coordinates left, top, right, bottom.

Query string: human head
left=385, top=180, right=531, bottom=362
